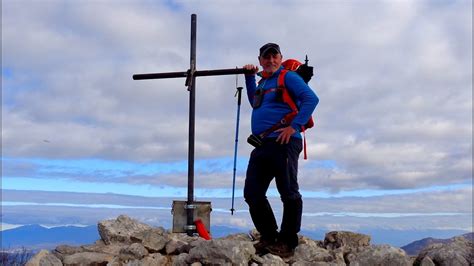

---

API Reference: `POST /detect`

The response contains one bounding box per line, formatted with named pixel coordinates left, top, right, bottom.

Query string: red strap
left=263, top=88, right=278, bottom=95
left=279, top=69, right=309, bottom=160
left=303, top=131, right=308, bottom=160
left=195, top=219, right=211, bottom=240
left=278, top=70, right=298, bottom=113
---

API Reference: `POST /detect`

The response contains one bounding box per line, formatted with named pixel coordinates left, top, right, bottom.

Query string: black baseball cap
left=259, top=43, right=281, bottom=56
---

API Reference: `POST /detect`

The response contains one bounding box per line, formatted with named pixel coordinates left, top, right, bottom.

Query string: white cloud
left=1, top=0, right=472, bottom=193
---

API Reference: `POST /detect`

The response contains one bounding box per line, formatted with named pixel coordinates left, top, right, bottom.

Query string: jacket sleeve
left=284, top=71, right=319, bottom=131
left=245, top=74, right=257, bottom=105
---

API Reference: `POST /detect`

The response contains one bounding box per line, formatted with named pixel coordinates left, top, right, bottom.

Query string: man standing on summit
left=242, top=43, right=319, bottom=257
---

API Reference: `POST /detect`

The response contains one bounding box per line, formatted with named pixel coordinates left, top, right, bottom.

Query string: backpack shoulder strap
left=277, top=69, right=298, bottom=113
left=279, top=69, right=310, bottom=160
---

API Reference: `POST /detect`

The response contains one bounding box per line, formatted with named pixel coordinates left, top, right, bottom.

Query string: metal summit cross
left=133, top=14, right=246, bottom=236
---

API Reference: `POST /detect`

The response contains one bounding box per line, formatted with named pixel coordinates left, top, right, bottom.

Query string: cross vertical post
left=186, top=14, right=197, bottom=236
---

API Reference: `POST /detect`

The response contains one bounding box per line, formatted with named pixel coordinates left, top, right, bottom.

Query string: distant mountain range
left=1, top=224, right=99, bottom=250
left=400, top=232, right=473, bottom=256
left=1, top=224, right=471, bottom=253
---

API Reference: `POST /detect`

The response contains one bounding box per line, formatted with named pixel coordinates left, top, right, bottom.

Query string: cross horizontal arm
left=133, top=71, right=187, bottom=80
left=133, top=68, right=248, bottom=80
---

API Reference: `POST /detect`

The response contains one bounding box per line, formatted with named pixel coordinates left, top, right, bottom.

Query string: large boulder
left=62, top=252, right=113, bottom=265
left=53, top=245, right=84, bottom=261
left=98, top=215, right=152, bottom=245
left=217, top=232, right=253, bottom=242
left=414, top=236, right=473, bottom=266
left=291, top=243, right=338, bottom=265
left=322, top=231, right=372, bottom=264
left=259, top=253, right=287, bottom=265
left=171, top=253, right=189, bottom=265
left=419, top=256, right=436, bottom=266
left=186, top=239, right=255, bottom=265
left=119, top=242, right=149, bottom=261
left=348, top=244, right=411, bottom=266
left=131, top=228, right=170, bottom=253
left=25, top=250, right=62, bottom=266
left=80, top=240, right=126, bottom=256
left=140, top=253, right=169, bottom=265
left=324, top=231, right=371, bottom=251
left=165, top=238, right=192, bottom=255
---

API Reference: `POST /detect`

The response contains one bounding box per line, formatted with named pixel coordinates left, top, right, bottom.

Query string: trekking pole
left=231, top=82, right=243, bottom=215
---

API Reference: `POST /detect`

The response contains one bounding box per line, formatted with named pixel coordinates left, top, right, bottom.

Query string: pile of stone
left=26, top=215, right=473, bottom=266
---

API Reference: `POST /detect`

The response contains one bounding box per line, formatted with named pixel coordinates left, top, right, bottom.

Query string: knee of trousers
left=244, top=185, right=265, bottom=204
left=244, top=193, right=268, bottom=207
left=281, top=193, right=302, bottom=204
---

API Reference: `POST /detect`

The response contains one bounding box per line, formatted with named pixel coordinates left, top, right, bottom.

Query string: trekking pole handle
left=236, top=87, right=243, bottom=105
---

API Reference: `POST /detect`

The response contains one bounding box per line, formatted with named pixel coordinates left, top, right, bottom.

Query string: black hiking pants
left=244, top=137, right=303, bottom=249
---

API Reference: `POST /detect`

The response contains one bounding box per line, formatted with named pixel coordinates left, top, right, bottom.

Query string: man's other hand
left=275, top=126, right=296, bottom=144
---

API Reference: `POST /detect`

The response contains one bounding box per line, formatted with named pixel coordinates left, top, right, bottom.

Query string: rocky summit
left=26, top=215, right=473, bottom=266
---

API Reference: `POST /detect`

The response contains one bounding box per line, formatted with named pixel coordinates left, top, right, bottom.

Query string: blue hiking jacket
left=245, top=66, right=319, bottom=139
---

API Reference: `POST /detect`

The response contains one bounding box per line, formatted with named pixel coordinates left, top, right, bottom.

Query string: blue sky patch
left=2, top=67, right=13, bottom=79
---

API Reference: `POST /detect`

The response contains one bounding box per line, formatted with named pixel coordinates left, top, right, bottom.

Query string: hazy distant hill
left=1, top=224, right=99, bottom=250
left=401, top=232, right=473, bottom=255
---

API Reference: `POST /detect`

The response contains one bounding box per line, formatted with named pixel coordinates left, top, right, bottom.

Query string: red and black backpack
left=278, top=58, right=315, bottom=131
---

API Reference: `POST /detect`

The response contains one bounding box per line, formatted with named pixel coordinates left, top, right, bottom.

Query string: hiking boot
left=253, top=239, right=275, bottom=255
left=266, top=241, right=295, bottom=258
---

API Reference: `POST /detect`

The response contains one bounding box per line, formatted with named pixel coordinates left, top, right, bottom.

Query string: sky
left=1, top=0, right=472, bottom=235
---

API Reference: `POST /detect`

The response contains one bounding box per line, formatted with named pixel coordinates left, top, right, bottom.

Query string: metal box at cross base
left=172, top=200, right=212, bottom=233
